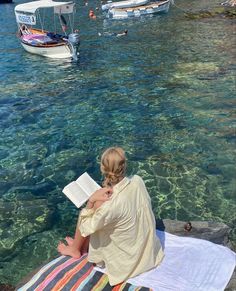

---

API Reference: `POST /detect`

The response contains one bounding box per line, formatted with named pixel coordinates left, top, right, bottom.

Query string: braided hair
left=100, top=147, right=126, bottom=187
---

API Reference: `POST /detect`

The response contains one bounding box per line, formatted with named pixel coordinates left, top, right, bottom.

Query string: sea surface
left=0, top=0, right=235, bottom=285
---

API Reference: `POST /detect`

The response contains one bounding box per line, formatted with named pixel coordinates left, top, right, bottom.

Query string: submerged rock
left=0, top=198, right=54, bottom=259
left=185, top=6, right=236, bottom=19
left=0, top=284, right=14, bottom=291
left=0, top=229, right=62, bottom=286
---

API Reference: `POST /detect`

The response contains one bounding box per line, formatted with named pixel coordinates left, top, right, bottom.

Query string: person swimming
left=98, top=29, right=128, bottom=37
left=89, top=9, right=97, bottom=19
left=116, top=29, right=128, bottom=37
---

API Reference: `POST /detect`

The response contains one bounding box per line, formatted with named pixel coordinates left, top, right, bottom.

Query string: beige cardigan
left=78, top=175, right=164, bottom=286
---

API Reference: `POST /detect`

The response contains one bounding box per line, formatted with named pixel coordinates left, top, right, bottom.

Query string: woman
left=58, top=147, right=164, bottom=286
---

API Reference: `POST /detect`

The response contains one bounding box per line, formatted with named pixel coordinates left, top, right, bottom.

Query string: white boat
left=107, top=0, right=170, bottom=19
left=14, top=0, right=80, bottom=60
left=102, top=0, right=149, bottom=11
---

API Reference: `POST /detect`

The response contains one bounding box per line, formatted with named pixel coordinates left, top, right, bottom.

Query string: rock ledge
left=7, top=219, right=236, bottom=290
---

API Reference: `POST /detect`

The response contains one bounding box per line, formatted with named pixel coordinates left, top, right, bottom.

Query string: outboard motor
left=68, top=32, right=80, bottom=61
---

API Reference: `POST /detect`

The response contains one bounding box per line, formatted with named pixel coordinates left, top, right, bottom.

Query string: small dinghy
left=102, top=0, right=149, bottom=11
left=15, top=0, right=80, bottom=60
left=107, top=0, right=170, bottom=19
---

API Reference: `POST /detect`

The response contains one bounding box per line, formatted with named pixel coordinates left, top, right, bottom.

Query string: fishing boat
left=14, top=0, right=80, bottom=60
left=105, top=0, right=170, bottom=19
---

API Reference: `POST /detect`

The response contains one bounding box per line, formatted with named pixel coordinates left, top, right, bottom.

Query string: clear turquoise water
left=0, top=0, right=235, bottom=285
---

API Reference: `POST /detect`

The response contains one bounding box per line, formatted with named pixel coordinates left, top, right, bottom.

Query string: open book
left=62, top=172, right=101, bottom=208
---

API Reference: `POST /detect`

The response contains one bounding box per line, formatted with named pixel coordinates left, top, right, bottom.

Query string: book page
left=62, top=181, right=89, bottom=208
left=76, top=172, right=101, bottom=196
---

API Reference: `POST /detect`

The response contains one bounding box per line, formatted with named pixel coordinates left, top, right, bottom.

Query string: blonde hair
left=100, top=147, right=126, bottom=187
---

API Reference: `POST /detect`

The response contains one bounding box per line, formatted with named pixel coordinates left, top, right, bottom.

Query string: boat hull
left=102, top=0, right=149, bottom=11
left=21, top=41, right=73, bottom=59
left=108, top=0, right=170, bottom=19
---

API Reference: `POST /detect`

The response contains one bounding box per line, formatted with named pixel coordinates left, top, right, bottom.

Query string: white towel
left=95, top=230, right=236, bottom=291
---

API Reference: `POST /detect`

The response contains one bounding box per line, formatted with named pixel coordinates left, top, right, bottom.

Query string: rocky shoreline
left=184, top=0, right=236, bottom=19
left=160, top=219, right=236, bottom=291
left=221, top=0, right=236, bottom=6
left=3, top=219, right=233, bottom=290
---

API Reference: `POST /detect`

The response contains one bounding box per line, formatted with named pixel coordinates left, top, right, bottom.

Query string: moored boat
left=107, top=0, right=170, bottom=19
left=14, top=0, right=80, bottom=60
left=102, top=0, right=149, bottom=11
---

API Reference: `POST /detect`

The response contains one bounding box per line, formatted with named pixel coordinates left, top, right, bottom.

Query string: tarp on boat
left=15, top=0, right=74, bottom=14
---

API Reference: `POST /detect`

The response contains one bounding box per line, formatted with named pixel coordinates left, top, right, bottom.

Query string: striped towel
left=17, top=255, right=151, bottom=291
